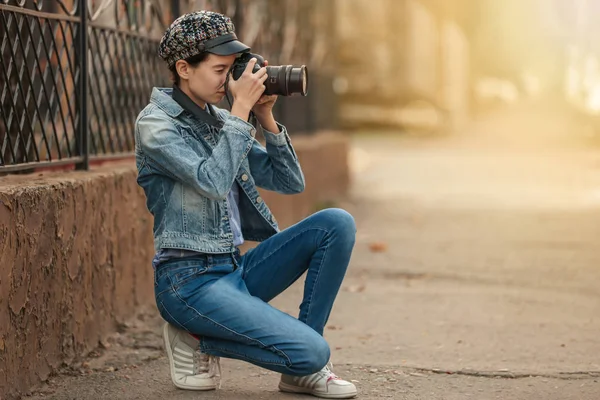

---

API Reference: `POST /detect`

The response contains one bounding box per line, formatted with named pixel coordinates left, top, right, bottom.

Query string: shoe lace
left=194, top=352, right=222, bottom=388
left=321, top=362, right=341, bottom=382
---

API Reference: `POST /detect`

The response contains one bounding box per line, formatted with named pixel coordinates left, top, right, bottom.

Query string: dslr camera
left=230, top=52, right=308, bottom=96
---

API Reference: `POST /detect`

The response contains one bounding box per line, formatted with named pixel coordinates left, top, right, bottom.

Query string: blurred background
left=3, top=2, right=600, bottom=399
left=3, top=0, right=600, bottom=169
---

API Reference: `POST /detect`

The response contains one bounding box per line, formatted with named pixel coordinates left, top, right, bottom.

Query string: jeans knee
left=308, top=336, right=331, bottom=374
left=288, top=335, right=330, bottom=376
left=315, top=208, right=356, bottom=240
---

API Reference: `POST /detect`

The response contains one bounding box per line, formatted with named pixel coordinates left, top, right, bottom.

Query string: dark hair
left=170, top=52, right=210, bottom=85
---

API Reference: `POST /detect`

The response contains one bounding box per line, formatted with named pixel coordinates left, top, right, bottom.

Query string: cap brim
left=208, top=40, right=250, bottom=56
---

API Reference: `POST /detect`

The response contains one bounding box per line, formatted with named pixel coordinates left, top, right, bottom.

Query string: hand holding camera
left=228, top=52, right=308, bottom=126
left=229, top=58, right=268, bottom=119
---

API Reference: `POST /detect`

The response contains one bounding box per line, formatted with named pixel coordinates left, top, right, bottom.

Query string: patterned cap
left=158, top=11, right=250, bottom=68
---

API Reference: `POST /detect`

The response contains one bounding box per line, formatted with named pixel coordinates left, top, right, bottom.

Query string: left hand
left=252, top=60, right=278, bottom=116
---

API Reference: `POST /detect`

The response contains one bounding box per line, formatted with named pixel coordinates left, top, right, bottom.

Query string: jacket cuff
left=263, top=123, right=289, bottom=146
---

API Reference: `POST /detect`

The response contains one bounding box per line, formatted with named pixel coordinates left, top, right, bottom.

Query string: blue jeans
left=153, top=208, right=356, bottom=376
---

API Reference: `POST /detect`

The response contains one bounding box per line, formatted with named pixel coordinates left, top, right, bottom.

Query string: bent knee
left=314, top=208, right=356, bottom=238
left=287, top=335, right=330, bottom=376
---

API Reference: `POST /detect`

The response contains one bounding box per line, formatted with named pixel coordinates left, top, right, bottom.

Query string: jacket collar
left=149, top=87, right=183, bottom=117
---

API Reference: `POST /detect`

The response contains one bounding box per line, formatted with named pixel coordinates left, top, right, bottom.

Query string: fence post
left=76, top=0, right=89, bottom=170
left=171, top=0, right=180, bottom=21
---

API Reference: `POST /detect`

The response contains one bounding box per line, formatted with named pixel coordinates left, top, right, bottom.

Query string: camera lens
left=289, top=66, right=308, bottom=96
left=230, top=53, right=309, bottom=97
left=264, top=65, right=309, bottom=96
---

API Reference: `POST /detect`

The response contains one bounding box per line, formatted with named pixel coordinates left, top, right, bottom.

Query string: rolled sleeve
left=262, top=122, right=289, bottom=147
left=248, top=121, right=305, bottom=194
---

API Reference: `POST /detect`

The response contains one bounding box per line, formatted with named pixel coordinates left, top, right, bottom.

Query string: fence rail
left=0, top=0, right=172, bottom=172
left=1, top=0, right=335, bottom=173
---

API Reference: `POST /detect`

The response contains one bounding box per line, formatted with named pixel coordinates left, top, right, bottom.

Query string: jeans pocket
left=154, top=270, right=172, bottom=299
left=169, top=265, right=209, bottom=288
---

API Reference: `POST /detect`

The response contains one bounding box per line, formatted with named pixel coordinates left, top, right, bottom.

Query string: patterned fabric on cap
left=158, top=11, right=235, bottom=68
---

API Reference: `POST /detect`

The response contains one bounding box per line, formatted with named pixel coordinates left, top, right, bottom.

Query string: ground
left=25, top=103, right=600, bottom=399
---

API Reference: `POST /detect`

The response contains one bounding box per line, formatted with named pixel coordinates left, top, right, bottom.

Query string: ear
left=175, top=60, right=190, bottom=81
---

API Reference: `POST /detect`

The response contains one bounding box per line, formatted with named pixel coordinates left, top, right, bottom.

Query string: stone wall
left=0, top=131, right=349, bottom=399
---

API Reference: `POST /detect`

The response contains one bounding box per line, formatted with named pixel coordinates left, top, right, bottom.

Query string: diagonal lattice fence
left=1, top=0, right=333, bottom=173
left=0, top=0, right=172, bottom=172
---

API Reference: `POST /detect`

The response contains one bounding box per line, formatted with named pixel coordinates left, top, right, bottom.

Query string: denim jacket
left=134, top=88, right=305, bottom=253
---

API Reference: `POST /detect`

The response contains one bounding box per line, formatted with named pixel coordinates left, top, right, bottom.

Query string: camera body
left=230, top=52, right=308, bottom=97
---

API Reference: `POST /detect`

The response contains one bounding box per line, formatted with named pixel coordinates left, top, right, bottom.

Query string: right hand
left=228, top=58, right=268, bottom=112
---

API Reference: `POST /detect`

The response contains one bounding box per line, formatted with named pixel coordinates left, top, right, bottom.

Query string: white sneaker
left=279, top=363, right=357, bottom=399
left=163, top=323, right=221, bottom=390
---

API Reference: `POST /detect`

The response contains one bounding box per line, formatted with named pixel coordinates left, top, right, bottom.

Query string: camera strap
left=172, top=85, right=224, bottom=129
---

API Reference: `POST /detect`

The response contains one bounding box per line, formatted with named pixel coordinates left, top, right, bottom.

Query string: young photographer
left=134, top=11, right=357, bottom=399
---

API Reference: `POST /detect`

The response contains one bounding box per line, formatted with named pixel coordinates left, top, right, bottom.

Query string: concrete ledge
left=0, top=164, right=156, bottom=399
left=0, top=131, right=349, bottom=399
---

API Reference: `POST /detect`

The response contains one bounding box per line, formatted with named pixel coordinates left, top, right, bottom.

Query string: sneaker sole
left=163, top=324, right=217, bottom=391
left=279, top=381, right=357, bottom=399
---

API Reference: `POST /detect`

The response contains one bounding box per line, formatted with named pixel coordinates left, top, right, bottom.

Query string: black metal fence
left=0, top=0, right=172, bottom=172
left=1, top=0, right=336, bottom=173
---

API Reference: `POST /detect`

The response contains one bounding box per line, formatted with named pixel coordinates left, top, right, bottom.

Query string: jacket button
left=241, top=174, right=249, bottom=182
left=256, top=196, right=263, bottom=204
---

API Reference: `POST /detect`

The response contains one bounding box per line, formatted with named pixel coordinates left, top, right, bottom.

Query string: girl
left=135, top=10, right=357, bottom=399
